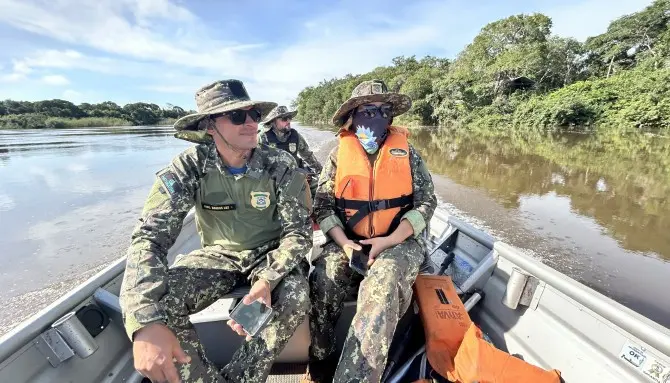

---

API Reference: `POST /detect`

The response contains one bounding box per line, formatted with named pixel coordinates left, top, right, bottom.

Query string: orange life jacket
left=451, top=323, right=562, bottom=383
left=334, top=125, right=414, bottom=239
left=414, top=275, right=562, bottom=383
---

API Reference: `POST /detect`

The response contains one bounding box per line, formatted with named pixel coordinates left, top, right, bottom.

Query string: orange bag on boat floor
left=414, top=275, right=472, bottom=376
left=451, top=323, right=562, bottom=383
left=414, top=275, right=562, bottom=383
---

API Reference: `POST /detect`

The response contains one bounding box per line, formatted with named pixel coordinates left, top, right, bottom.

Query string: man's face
left=207, top=106, right=260, bottom=150
left=274, top=116, right=291, bottom=131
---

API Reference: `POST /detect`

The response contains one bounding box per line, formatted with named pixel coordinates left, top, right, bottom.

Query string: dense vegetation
left=293, top=0, right=670, bottom=132
left=0, top=99, right=194, bottom=129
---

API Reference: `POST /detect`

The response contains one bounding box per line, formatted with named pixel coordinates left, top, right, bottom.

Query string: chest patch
left=289, top=142, right=297, bottom=153
left=389, top=148, right=408, bottom=157
left=250, top=191, right=271, bottom=210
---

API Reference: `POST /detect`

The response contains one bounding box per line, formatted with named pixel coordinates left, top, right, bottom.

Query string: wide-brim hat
left=331, top=79, right=412, bottom=127
left=173, top=79, right=277, bottom=143
left=261, top=105, right=298, bottom=126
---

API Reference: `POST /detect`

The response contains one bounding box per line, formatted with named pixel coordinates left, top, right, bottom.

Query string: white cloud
left=0, top=0, right=657, bottom=105
left=12, top=60, right=31, bottom=75
left=0, top=59, right=32, bottom=82
left=62, top=89, right=82, bottom=102
left=42, top=74, right=69, bottom=85
left=0, top=0, right=257, bottom=72
left=0, top=72, right=25, bottom=83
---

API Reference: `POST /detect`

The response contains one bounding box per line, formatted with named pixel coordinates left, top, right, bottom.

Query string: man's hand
left=341, top=239, right=362, bottom=260
left=227, top=279, right=271, bottom=341
left=359, top=236, right=395, bottom=266
left=133, top=322, right=190, bottom=383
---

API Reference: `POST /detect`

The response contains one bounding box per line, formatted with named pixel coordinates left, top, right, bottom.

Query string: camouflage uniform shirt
left=120, top=141, right=312, bottom=339
left=258, top=127, right=323, bottom=175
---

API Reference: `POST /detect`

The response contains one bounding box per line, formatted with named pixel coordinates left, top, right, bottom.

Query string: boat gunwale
left=0, top=212, right=198, bottom=362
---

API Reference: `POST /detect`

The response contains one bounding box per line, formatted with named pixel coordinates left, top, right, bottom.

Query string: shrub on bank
left=47, top=117, right=132, bottom=128
left=509, top=68, right=670, bottom=131
left=0, top=113, right=48, bottom=129
left=0, top=114, right=132, bottom=129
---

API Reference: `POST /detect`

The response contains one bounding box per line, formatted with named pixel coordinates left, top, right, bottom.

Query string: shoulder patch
left=156, top=167, right=183, bottom=196
left=389, top=148, right=408, bottom=157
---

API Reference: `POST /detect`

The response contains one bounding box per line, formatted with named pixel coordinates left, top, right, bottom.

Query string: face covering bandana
left=352, top=113, right=389, bottom=154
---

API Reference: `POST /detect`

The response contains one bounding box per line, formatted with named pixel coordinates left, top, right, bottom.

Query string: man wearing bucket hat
left=258, top=105, right=322, bottom=198
left=303, top=80, right=437, bottom=382
left=119, top=79, right=313, bottom=383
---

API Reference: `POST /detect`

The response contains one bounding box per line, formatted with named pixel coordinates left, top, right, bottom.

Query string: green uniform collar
left=202, top=141, right=265, bottom=179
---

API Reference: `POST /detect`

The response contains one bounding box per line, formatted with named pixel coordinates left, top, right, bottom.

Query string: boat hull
left=0, top=209, right=668, bottom=382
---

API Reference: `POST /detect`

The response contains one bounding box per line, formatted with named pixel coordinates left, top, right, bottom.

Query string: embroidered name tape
left=202, top=203, right=236, bottom=211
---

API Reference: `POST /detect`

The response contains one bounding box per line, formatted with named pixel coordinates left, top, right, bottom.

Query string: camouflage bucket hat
left=261, top=105, right=298, bottom=126
left=173, top=79, right=277, bottom=143
left=331, top=79, right=412, bottom=127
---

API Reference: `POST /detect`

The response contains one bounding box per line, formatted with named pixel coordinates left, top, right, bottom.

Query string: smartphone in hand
left=349, top=242, right=373, bottom=276
left=229, top=299, right=273, bottom=337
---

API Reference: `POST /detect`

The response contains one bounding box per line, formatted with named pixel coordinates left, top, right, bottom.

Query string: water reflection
left=0, top=126, right=193, bottom=305
left=410, top=127, right=670, bottom=260
left=0, top=127, right=179, bottom=162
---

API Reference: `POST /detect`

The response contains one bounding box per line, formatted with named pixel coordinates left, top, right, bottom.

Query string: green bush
left=0, top=113, right=48, bottom=129
left=0, top=115, right=132, bottom=129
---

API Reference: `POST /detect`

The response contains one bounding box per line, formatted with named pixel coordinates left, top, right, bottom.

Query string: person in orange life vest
left=302, top=80, right=437, bottom=383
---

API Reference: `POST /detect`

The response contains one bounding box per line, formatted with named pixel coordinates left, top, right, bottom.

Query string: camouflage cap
left=261, top=105, right=298, bottom=126
left=173, top=79, right=277, bottom=143
left=331, top=79, right=412, bottom=127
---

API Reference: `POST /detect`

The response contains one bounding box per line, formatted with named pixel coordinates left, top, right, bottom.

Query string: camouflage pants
left=160, top=248, right=310, bottom=383
left=308, top=238, right=425, bottom=383
left=307, top=175, right=318, bottom=202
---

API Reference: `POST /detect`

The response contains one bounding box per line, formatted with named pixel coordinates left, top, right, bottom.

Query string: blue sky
left=0, top=0, right=653, bottom=110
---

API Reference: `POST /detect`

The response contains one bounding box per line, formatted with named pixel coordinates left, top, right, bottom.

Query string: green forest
left=293, top=0, right=670, bottom=133
left=0, top=99, right=194, bottom=129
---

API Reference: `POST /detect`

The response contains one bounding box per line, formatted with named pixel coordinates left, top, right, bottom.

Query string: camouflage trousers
left=308, top=238, right=425, bottom=383
left=159, top=248, right=310, bottom=383
left=307, top=175, right=318, bottom=202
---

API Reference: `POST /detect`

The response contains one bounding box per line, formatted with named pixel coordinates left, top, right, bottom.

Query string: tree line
left=293, top=0, right=670, bottom=132
left=0, top=99, right=195, bottom=129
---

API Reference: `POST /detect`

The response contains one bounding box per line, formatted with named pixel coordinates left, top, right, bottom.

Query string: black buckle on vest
left=374, top=199, right=388, bottom=211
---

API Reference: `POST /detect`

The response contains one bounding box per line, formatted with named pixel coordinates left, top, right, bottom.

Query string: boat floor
left=136, top=364, right=307, bottom=383
left=266, top=364, right=307, bottom=382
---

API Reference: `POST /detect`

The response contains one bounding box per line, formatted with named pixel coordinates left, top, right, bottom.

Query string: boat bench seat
left=92, top=229, right=494, bottom=368
left=188, top=286, right=361, bottom=366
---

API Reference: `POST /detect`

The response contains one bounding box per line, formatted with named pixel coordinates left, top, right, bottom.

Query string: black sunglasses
left=279, top=117, right=292, bottom=122
left=354, top=104, right=393, bottom=119
left=214, top=108, right=262, bottom=125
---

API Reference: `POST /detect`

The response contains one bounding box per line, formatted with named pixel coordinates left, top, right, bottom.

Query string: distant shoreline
left=0, top=115, right=177, bottom=130
left=0, top=100, right=193, bottom=130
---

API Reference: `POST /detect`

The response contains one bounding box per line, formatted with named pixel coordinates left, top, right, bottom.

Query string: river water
left=0, top=124, right=668, bottom=336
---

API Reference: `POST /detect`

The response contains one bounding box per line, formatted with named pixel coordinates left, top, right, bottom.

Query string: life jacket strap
left=336, top=194, right=414, bottom=234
